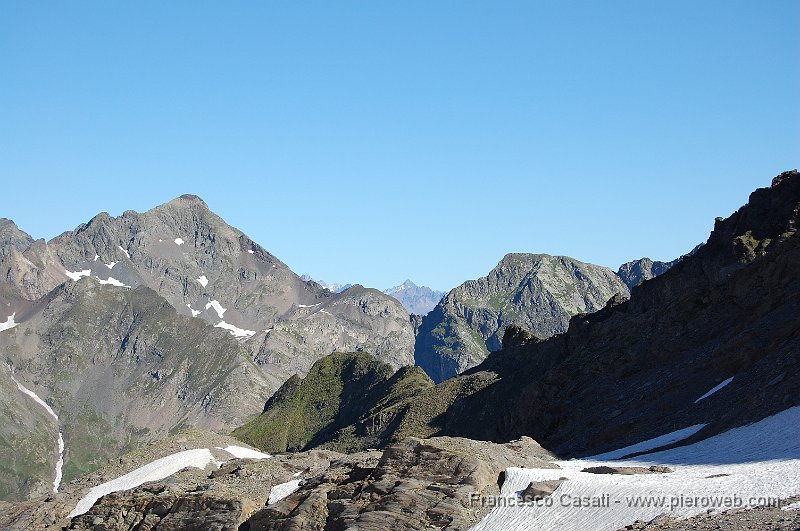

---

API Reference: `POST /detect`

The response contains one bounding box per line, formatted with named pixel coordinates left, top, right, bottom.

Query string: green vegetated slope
left=233, top=352, right=434, bottom=453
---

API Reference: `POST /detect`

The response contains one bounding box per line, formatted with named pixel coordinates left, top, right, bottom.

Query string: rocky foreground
left=0, top=431, right=555, bottom=530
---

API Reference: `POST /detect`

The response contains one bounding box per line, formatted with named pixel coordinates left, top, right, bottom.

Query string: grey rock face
left=383, top=280, right=445, bottom=316
left=255, top=285, right=415, bottom=376
left=615, top=257, right=675, bottom=289
left=0, top=219, right=33, bottom=264
left=414, top=254, right=630, bottom=382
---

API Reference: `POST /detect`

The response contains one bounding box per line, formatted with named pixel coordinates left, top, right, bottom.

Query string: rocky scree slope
left=257, top=171, right=800, bottom=459
left=414, top=254, right=630, bottom=382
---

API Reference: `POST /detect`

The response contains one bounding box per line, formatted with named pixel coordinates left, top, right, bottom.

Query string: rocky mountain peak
left=383, top=280, right=445, bottom=316
left=177, top=193, right=207, bottom=204
left=0, top=218, right=34, bottom=263
left=415, top=252, right=629, bottom=382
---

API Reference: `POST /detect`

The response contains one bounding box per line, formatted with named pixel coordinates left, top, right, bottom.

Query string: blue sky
left=1, top=1, right=797, bottom=291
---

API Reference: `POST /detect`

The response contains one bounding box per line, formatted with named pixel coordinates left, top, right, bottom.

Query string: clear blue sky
left=1, top=1, right=797, bottom=292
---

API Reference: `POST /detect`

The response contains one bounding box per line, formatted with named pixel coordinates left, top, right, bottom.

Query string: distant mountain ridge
left=383, top=280, right=445, bottom=316
left=300, top=274, right=352, bottom=294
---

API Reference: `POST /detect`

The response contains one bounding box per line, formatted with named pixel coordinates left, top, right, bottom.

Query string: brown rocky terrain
left=0, top=431, right=556, bottom=531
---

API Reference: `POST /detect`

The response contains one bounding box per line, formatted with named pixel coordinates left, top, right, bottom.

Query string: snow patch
left=268, top=479, right=302, bottom=505
left=217, top=445, right=271, bottom=460
left=215, top=321, right=256, bottom=340
left=93, top=254, right=99, bottom=261
left=247, top=249, right=254, bottom=254
left=64, top=269, right=91, bottom=281
left=587, top=424, right=707, bottom=461
left=54, top=433, right=64, bottom=493
left=319, top=309, right=331, bottom=315
left=695, top=377, right=734, bottom=404
left=8, top=368, right=64, bottom=493
left=95, top=276, right=131, bottom=288
left=473, top=407, right=800, bottom=531
left=0, top=313, right=18, bottom=332
left=205, top=300, right=227, bottom=318
left=197, top=275, right=209, bottom=288
left=298, top=303, right=322, bottom=308
left=68, top=449, right=221, bottom=518
left=105, top=261, right=117, bottom=269
left=174, top=238, right=184, bottom=246
left=186, top=304, right=201, bottom=317
left=783, top=501, right=800, bottom=511
left=118, top=246, right=130, bottom=258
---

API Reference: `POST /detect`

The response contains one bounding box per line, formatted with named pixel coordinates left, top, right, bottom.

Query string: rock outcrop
left=0, top=430, right=556, bottom=531
left=246, top=436, right=556, bottom=531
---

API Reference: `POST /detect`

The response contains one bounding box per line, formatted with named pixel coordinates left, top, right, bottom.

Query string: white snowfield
left=68, top=449, right=221, bottom=518
left=298, top=303, right=322, bottom=308
left=174, top=238, right=185, bottom=245
left=197, top=275, right=209, bottom=288
left=217, top=445, right=271, bottom=460
left=472, top=407, right=800, bottom=531
left=588, top=424, right=707, bottom=461
left=64, top=269, right=91, bottom=281
left=95, top=276, right=131, bottom=288
left=247, top=249, right=255, bottom=254
left=268, top=479, right=302, bottom=505
left=118, top=246, right=130, bottom=258
left=8, top=368, right=64, bottom=493
left=186, top=304, right=202, bottom=317
left=215, top=320, right=256, bottom=340
left=105, top=261, right=117, bottom=269
left=0, top=313, right=18, bottom=332
left=694, top=377, right=734, bottom=403
left=68, top=445, right=270, bottom=518
left=205, top=300, right=227, bottom=318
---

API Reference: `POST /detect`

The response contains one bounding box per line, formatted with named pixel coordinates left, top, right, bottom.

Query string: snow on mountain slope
left=7, top=368, right=64, bottom=493
left=268, top=479, right=303, bottom=505
left=473, top=406, right=800, bottom=531
left=68, top=445, right=272, bottom=518
left=0, top=313, right=17, bottom=332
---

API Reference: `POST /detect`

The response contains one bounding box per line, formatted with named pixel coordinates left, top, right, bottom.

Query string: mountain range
left=1, top=171, right=799, bottom=530
left=236, top=171, right=800, bottom=459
